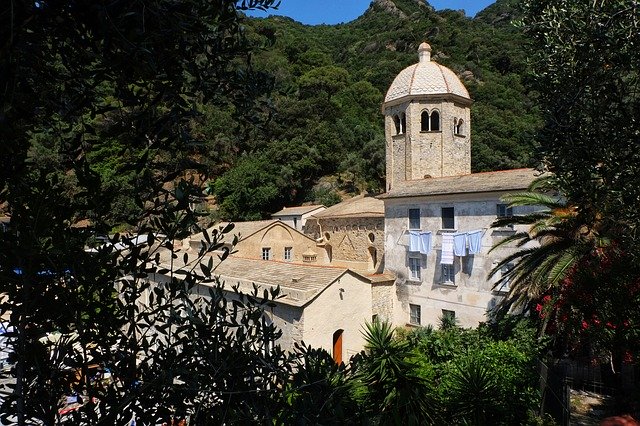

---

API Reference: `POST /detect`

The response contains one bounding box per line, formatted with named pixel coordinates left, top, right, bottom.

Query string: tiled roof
left=312, top=195, right=384, bottom=219
left=156, top=251, right=370, bottom=307
left=384, top=44, right=470, bottom=105
left=380, top=169, right=541, bottom=199
left=272, top=205, right=325, bottom=217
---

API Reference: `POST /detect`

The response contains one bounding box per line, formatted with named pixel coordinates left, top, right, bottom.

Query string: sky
left=246, top=1, right=496, bottom=25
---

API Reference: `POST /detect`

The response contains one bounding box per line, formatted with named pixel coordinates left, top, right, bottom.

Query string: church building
left=380, top=42, right=540, bottom=328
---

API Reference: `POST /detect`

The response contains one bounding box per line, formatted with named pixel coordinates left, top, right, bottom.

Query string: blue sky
left=246, top=1, right=496, bottom=25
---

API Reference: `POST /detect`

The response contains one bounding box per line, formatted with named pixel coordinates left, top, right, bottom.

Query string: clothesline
left=402, top=228, right=489, bottom=263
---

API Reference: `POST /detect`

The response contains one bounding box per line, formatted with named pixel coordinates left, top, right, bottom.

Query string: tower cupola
left=383, top=42, right=472, bottom=191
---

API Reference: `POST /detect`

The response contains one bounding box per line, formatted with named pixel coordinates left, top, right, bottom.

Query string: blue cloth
left=409, top=231, right=421, bottom=252
left=419, top=231, right=432, bottom=255
left=441, top=233, right=454, bottom=265
left=453, top=232, right=467, bottom=256
left=467, top=230, right=483, bottom=255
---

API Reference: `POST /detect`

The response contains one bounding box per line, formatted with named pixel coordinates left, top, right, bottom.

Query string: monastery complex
left=151, top=42, right=541, bottom=362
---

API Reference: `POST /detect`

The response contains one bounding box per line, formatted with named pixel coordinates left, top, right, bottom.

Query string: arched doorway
left=332, top=329, right=343, bottom=364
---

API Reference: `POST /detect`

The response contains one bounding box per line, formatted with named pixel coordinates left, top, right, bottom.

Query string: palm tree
left=354, top=320, right=435, bottom=425
left=489, top=176, right=606, bottom=311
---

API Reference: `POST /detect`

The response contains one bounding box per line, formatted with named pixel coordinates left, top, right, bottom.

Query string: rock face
left=372, top=0, right=407, bottom=19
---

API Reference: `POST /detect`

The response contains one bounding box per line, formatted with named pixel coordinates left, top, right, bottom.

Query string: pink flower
left=582, top=320, right=589, bottom=330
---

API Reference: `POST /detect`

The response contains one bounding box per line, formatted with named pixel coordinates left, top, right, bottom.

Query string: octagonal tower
left=383, top=42, right=472, bottom=191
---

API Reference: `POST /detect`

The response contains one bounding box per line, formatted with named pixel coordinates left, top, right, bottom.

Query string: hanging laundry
left=409, top=230, right=421, bottom=252
left=441, top=233, right=454, bottom=265
left=467, top=230, right=483, bottom=255
left=453, top=232, right=467, bottom=256
left=419, top=231, right=432, bottom=255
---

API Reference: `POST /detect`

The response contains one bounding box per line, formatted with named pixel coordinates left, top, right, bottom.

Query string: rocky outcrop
left=371, top=0, right=407, bottom=20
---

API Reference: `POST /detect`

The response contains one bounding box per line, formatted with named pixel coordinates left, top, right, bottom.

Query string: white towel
left=409, top=231, right=421, bottom=252
left=419, top=231, right=432, bottom=255
left=441, top=233, right=454, bottom=265
left=453, top=232, right=467, bottom=256
left=467, top=230, right=483, bottom=255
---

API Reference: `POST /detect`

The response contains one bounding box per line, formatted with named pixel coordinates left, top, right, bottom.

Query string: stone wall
left=372, top=281, right=395, bottom=322
left=313, top=217, right=385, bottom=273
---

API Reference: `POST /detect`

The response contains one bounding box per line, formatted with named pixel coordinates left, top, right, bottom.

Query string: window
left=441, top=264, right=455, bottom=284
left=430, top=110, right=440, bottom=131
left=409, top=208, right=421, bottom=229
left=409, top=257, right=421, bottom=281
left=284, top=247, right=292, bottom=261
left=441, top=207, right=455, bottom=230
left=496, top=263, right=513, bottom=293
left=497, top=203, right=513, bottom=218
left=421, top=110, right=441, bottom=132
left=393, top=115, right=401, bottom=135
left=455, top=118, right=464, bottom=135
left=442, top=309, right=456, bottom=322
left=409, top=304, right=421, bottom=325
left=262, top=247, right=271, bottom=260
left=421, top=111, right=429, bottom=131
left=400, top=113, right=406, bottom=134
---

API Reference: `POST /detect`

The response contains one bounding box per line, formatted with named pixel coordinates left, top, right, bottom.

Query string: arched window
left=368, top=247, right=378, bottom=271
left=421, top=111, right=429, bottom=132
left=430, top=110, right=440, bottom=131
left=325, top=244, right=333, bottom=263
left=393, top=115, right=401, bottom=135
left=400, top=113, right=406, bottom=134
left=455, top=119, right=464, bottom=135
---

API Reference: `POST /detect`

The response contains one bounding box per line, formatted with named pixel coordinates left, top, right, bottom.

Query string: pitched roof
left=380, top=169, right=541, bottom=199
left=312, top=195, right=384, bottom=219
left=272, top=205, right=325, bottom=217
left=156, top=251, right=370, bottom=307
left=208, top=219, right=281, bottom=240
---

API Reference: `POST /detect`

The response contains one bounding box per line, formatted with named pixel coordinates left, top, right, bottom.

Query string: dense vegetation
left=5, top=0, right=541, bottom=225
left=209, top=0, right=542, bottom=220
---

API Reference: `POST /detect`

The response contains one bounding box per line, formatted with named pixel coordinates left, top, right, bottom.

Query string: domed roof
left=384, top=42, right=470, bottom=105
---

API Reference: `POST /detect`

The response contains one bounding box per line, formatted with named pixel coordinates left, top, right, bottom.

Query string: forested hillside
left=206, top=0, right=541, bottom=220
left=64, top=0, right=540, bottom=225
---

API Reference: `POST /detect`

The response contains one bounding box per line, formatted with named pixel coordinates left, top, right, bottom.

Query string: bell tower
left=383, top=42, right=472, bottom=191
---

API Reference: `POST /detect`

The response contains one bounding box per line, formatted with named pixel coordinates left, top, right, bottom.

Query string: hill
left=206, top=0, right=540, bottom=220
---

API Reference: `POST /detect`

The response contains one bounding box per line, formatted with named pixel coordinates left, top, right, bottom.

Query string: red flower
left=582, top=320, right=589, bottom=330
left=606, top=322, right=617, bottom=329
left=623, top=351, right=634, bottom=364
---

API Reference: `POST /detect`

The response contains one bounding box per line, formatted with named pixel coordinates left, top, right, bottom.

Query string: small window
left=442, top=309, right=456, bottom=322
left=441, top=264, right=455, bottom=284
left=430, top=110, right=440, bottom=131
left=496, top=263, right=513, bottom=293
left=497, top=204, right=513, bottom=218
left=262, top=247, right=271, bottom=261
left=455, top=118, right=464, bottom=135
left=441, top=207, right=455, bottom=230
left=409, top=257, right=421, bottom=281
left=421, top=111, right=430, bottom=132
left=409, top=304, right=421, bottom=325
left=409, top=208, right=421, bottom=230
left=393, top=115, right=401, bottom=135
left=400, top=113, right=406, bottom=134
left=284, top=247, right=292, bottom=261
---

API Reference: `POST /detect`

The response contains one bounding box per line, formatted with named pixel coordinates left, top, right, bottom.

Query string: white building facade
left=381, top=43, right=540, bottom=328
